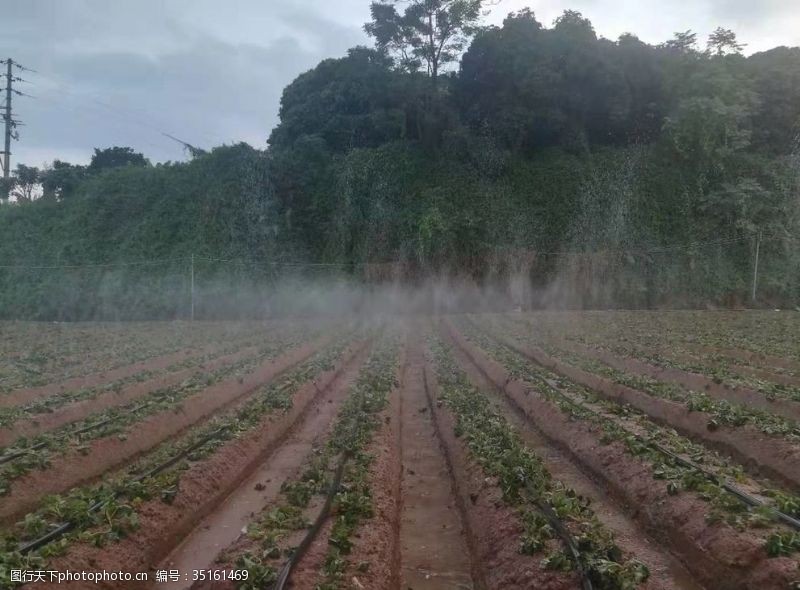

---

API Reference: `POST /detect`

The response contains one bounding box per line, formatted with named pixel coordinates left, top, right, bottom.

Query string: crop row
left=515, top=311, right=800, bottom=371
left=476, top=316, right=800, bottom=445
left=215, top=336, right=399, bottom=589
left=428, top=335, right=651, bottom=589
left=0, top=321, right=277, bottom=393
left=0, top=329, right=317, bottom=495
left=499, top=313, right=800, bottom=404
left=457, top=322, right=800, bottom=555
left=0, top=324, right=303, bottom=428
left=0, top=334, right=357, bottom=588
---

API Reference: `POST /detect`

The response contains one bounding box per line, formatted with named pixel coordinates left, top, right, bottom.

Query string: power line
left=1, top=58, right=34, bottom=200
left=0, top=233, right=792, bottom=271
left=28, top=66, right=223, bottom=150
left=534, top=230, right=792, bottom=258
left=0, top=257, right=187, bottom=270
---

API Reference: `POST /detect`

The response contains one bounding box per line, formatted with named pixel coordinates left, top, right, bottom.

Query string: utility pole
left=190, top=253, right=195, bottom=321
left=2, top=59, right=12, bottom=195
left=751, top=230, right=761, bottom=304
left=1, top=58, right=32, bottom=201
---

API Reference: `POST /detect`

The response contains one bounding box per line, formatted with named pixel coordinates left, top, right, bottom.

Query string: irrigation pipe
left=18, top=424, right=231, bottom=554
left=0, top=399, right=155, bottom=466
left=270, top=453, right=350, bottom=590
left=461, top=317, right=800, bottom=531
left=423, top=344, right=592, bottom=590
left=528, top=489, right=594, bottom=590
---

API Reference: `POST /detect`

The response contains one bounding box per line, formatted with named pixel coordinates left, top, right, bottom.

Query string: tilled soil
left=398, top=340, right=475, bottom=590
left=159, top=342, right=370, bottom=590
left=1, top=335, right=332, bottom=524
left=422, top=342, right=577, bottom=590
left=0, top=344, right=265, bottom=448
left=1, top=345, right=207, bottom=409
left=470, top=319, right=800, bottom=492
left=10, top=318, right=800, bottom=590
left=334, top=344, right=404, bottom=590
left=444, top=320, right=799, bottom=590
left=38, top=341, right=369, bottom=590
left=446, top=326, right=703, bottom=590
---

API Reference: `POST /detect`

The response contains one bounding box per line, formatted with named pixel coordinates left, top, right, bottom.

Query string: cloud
left=1, top=0, right=798, bottom=167
left=1, top=0, right=367, bottom=166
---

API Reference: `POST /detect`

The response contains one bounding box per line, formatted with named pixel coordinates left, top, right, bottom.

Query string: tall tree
left=88, top=146, right=150, bottom=173
left=40, top=160, right=87, bottom=200
left=663, top=30, right=698, bottom=54
left=364, top=0, right=484, bottom=85
left=707, top=27, right=745, bottom=56
left=10, top=164, right=39, bottom=202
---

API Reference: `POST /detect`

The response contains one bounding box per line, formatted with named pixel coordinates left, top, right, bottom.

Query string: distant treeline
left=1, top=4, right=799, bottom=318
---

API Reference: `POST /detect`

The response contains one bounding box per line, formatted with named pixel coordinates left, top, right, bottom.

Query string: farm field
left=0, top=312, right=799, bottom=590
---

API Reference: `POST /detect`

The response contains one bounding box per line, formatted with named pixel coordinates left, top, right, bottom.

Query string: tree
left=663, top=30, right=698, bottom=54
left=10, top=164, right=40, bottom=202
left=268, top=47, right=407, bottom=152
left=707, top=27, right=745, bottom=56
left=663, top=58, right=758, bottom=175
left=40, top=160, right=87, bottom=200
left=746, top=47, right=800, bottom=153
left=459, top=10, right=630, bottom=150
left=88, top=146, right=149, bottom=173
left=552, top=9, right=596, bottom=43
left=364, top=0, right=484, bottom=84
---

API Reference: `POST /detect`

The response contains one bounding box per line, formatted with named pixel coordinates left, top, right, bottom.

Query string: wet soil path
left=399, top=341, right=475, bottom=590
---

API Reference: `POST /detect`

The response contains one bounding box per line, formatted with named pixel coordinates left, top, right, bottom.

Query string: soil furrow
left=0, top=344, right=265, bottom=448
left=338, top=346, right=403, bottom=590
left=687, top=345, right=800, bottom=374
left=399, top=335, right=475, bottom=590
left=38, top=339, right=371, bottom=590
left=558, top=338, right=800, bottom=422
left=491, top=314, right=800, bottom=422
left=444, top=323, right=704, bottom=590
left=444, top=320, right=799, bottom=590
left=465, top=318, right=800, bottom=492
left=0, top=335, right=333, bottom=525
left=156, top=341, right=371, bottom=590
left=1, top=345, right=215, bottom=409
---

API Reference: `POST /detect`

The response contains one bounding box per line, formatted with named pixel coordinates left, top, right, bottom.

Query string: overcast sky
left=2, top=0, right=798, bottom=168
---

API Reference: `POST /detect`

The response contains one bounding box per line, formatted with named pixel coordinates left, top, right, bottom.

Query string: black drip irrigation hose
left=535, top=373, right=800, bottom=532
left=424, top=342, right=592, bottom=590
left=17, top=424, right=231, bottom=554
left=270, top=344, right=379, bottom=590
left=0, top=399, right=157, bottom=466
left=460, top=318, right=800, bottom=532
left=529, top=489, right=594, bottom=590
left=269, top=453, right=350, bottom=590
left=1, top=347, right=271, bottom=466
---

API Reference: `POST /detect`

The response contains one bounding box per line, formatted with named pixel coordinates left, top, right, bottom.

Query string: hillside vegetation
left=1, top=5, right=799, bottom=318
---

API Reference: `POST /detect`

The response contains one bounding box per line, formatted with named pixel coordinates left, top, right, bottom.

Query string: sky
left=2, top=0, right=799, bottom=169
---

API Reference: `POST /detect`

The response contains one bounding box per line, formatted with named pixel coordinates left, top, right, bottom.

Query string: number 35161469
left=192, top=570, right=249, bottom=582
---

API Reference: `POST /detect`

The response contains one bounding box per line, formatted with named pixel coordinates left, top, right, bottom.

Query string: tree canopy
left=1, top=7, right=800, bottom=317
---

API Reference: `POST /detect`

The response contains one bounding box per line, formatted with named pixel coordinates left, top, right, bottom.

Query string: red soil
left=689, top=344, right=800, bottom=374
left=191, top=341, right=404, bottom=590
left=0, top=345, right=263, bottom=448
left=469, top=319, right=800, bottom=493
left=338, top=343, right=404, bottom=590
left=447, top=332, right=702, bottom=590
left=556, top=336, right=800, bottom=424
left=37, top=340, right=369, bottom=590
left=1, top=335, right=333, bottom=525
left=422, top=335, right=578, bottom=590
left=444, top=319, right=799, bottom=590
left=0, top=346, right=210, bottom=409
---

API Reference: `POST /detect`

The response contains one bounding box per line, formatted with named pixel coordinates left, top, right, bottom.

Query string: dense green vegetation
left=1, top=1, right=799, bottom=317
